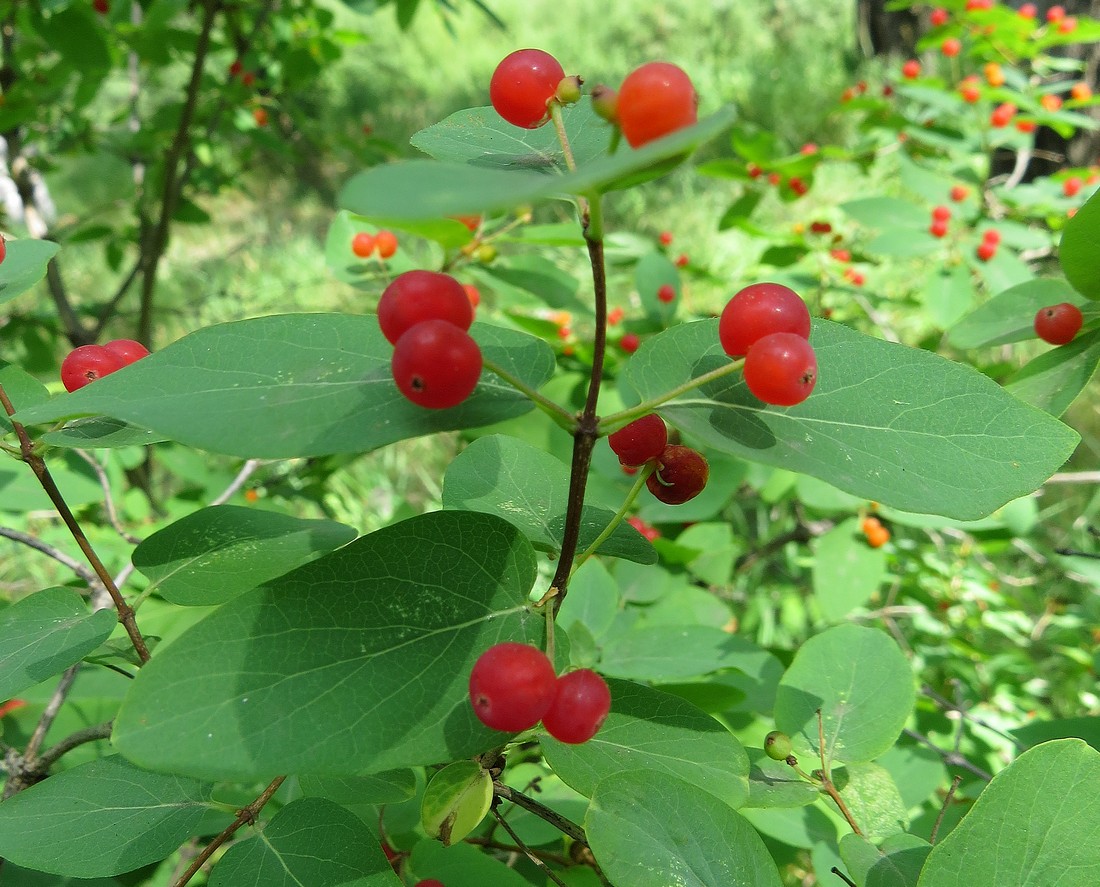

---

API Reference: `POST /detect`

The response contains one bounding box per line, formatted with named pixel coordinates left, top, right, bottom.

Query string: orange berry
left=375, top=230, right=398, bottom=259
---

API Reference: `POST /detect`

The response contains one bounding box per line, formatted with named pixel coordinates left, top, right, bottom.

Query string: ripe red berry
left=1064, top=177, right=1083, bottom=198
left=990, top=103, right=1016, bottom=127
left=747, top=162, right=763, bottom=178
left=627, top=515, right=660, bottom=541
left=490, top=49, right=565, bottom=129
left=1047, top=5, right=1065, bottom=23
left=242, top=71, right=256, bottom=88
left=657, top=283, right=676, bottom=303
left=468, top=643, right=557, bottom=732
left=1059, top=16, right=1077, bottom=33
left=950, top=185, right=969, bottom=202
left=941, top=38, right=962, bottom=57
left=743, top=332, right=818, bottom=407
left=103, top=339, right=150, bottom=365
left=930, top=220, right=948, bottom=238
left=767, top=172, right=781, bottom=186
left=982, top=229, right=1001, bottom=245
left=378, top=270, right=474, bottom=344
left=61, top=345, right=126, bottom=393
left=930, top=8, right=949, bottom=26
left=658, top=231, right=673, bottom=246
left=608, top=414, right=668, bottom=466
left=1019, top=2, right=1037, bottom=16
left=616, top=61, right=697, bottom=149
left=542, top=670, right=612, bottom=744
left=229, top=59, right=243, bottom=77
left=1034, top=302, right=1083, bottom=345
left=608, top=306, right=624, bottom=325
left=788, top=177, right=809, bottom=197
left=831, top=248, right=851, bottom=262
left=976, top=241, right=997, bottom=262
left=93, top=0, right=109, bottom=13
left=674, top=253, right=689, bottom=267
left=810, top=221, right=832, bottom=234
left=1016, top=120, right=1037, bottom=134
left=902, top=59, right=921, bottom=79
left=351, top=232, right=376, bottom=258
left=719, top=282, right=811, bottom=358
left=391, top=320, right=482, bottom=409
left=619, top=333, right=640, bottom=354
left=462, top=283, right=480, bottom=308
left=646, top=445, right=709, bottom=505
left=375, top=230, right=398, bottom=259
left=0, top=236, right=6, bottom=265
left=252, top=107, right=268, bottom=127
left=932, top=205, right=951, bottom=222
left=414, top=880, right=444, bottom=887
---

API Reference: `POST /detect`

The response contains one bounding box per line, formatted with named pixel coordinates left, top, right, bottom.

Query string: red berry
left=1064, top=177, right=1083, bottom=198
left=830, top=248, right=851, bottom=262
left=658, top=231, right=674, bottom=246
left=747, top=163, right=763, bottom=178
left=950, top=185, right=969, bottom=202
left=616, top=62, right=697, bottom=149
left=1034, top=302, right=1083, bottom=345
left=767, top=172, right=781, bottom=186
left=542, top=670, right=612, bottom=744
left=0, top=236, right=6, bottom=265
left=490, top=49, right=565, bottom=129
left=229, top=59, right=243, bottom=77
left=375, top=230, right=398, bottom=259
left=743, top=332, right=818, bottom=407
left=391, top=320, right=482, bottom=409
left=619, top=333, right=640, bottom=354
left=719, top=282, right=811, bottom=358
left=93, top=0, right=109, bottom=13
left=976, top=241, right=997, bottom=261
left=1019, top=2, right=1037, bottom=17
left=982, top=229, right=1001, bottom=245
left=468, top=643, right=557, bottom=732
left=674, top=253, right=689, bottom=267
left=627, top=516, right=660, bottom=541
left=242, top=71, right=255, bottom=88
left=414, top=881, right=444, bottom=887
left=377, top=270, right=474, bottom=344
left=608, top=306, right=624, bottom=325
left=646, top=445, right=709, bottom=505
left=103, top=339, right=150, bottom=365
left=462, top=283, right=480, bottom=308
left=990, top=103, right=1016, bottom=127
left=1016, top=120, right=1037, bottom=134
left=932, top=205, right=951, bottom=222
left=930, top=220, right=948, bottom=238
left=657, top=283, right=676, bottom=303
left=1047, top=5, right=1065, bottom=22
left=902, top=59, right=921, bottom=79
left=61, top=345, right=126, bottom=392
left=608, top=414, right=668, bottom=466
left=930, top=8, right=949, bottom=26
left=351, top=232, right=376, bottom=258
left=788, top=177, right=809, bottom=196
left=941, top=38, right=962, bottom=57
left=1059, top=15, right=1077, bottom=32
left=965, top=0, right=991, bottom=9
left=252, top=107, right=268, bottom=127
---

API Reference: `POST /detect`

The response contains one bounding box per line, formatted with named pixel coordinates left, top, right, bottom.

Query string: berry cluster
left=1034, top=302, right=1083, bottom=345
left=862, top=516, right=890, bottom=548
left=378, top=271, right=482, bottom=409
left=608, top=414, right=710, bottom=505
left=489, top=50, right=698, bottom=150
left=719, top=282, right=817, bottom=407
left=351, top=230, right=398, bottom=261
left=61, top=340, right=150, bottom=393
left=929, top=204, right=951, bottom=238
left=469, top=643, right=611, bottom=744
left=976, top=228, right=1000, bottom=262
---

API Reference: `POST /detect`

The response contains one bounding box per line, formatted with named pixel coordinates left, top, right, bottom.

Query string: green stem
left=482, top=357, right=576, bottom=430
left=570, top=462, right=654, bottom=578
left=549, top=102, right=578, bottom=173
left=598, top=356, right=744, bottom=435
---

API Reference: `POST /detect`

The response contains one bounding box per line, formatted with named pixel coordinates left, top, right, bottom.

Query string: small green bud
left=590, top=84, right=619, bottom=124
left=555, top=75, right=583, bottom=105
left=764, top=730, right=793, bottom=762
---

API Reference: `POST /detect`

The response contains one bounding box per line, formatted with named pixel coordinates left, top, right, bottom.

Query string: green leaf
left=744, top=747, right=820, bottom=808
left=618, top=319, right=1078, bottom=519
left=131, top=505, right=357, bottom=606
left=917, top=739, right=1100, bottom=887
left=12, top=315, right=554, bottom=458
left=410, top=100, right=610, bottom=171
left=841, top=833, right=931, bottom=887
left=209, top=797, right=400, bottom=886
left=407, top=839, right=532, bottom=887
left=543, top=680, right=749, bottom=809
left=1061, top=186, right=1100, bottom=299
left=834, top=762, right=908, bottom=840
left=0, top=240, right=61, bottom=308
left=813, top=518, right=887, bottom=620
left=948, top=278, right=1084, bottom=348
left=0, top=361, right=50, bottom=434
left=1004, top=327, right=1100, bottom=416
left=40, top=417, right=168, bottom=448
left=587, top=771, right=783, bottom=887
left=921, top=265, right=974, bottom=329
left=420, top=760, right=492, bottom=846
left=635, top=252, right=679, bottom=324
left=113, top=511, right=542, bottom=780
left=0, top=588, right=118, bottom=699
left=339, top=108, right=736, bottom=219
left=842, top=197, right=928, bottom=228
left=298, top=770, right=417, bottom=806
left=441, top=435, right=657, bottom=565
left=600, top=625, right=749, bottom=681
left=1010, top=716, right=1100, bottom=753
left=774, top=625, right=915, bottom=764
left=0, top=756, right=217, bottom=877
left=866, top=230, right=942, bottom=257
left=480, top=255, right=586, bottom=312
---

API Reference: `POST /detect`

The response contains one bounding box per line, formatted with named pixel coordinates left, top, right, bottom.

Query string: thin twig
left=465, top=836, right=572, bottom=867
left=0, top=526, right=100, bottom=588
left=72, top=449, right=142, bottom=544
left=903, top=729, right=992, bottom=781
left=34, top=721, right=113, bottom=773
left=490, top=807, right=569, bottom=887
left=921, top=683, right=1026, bottom=750
left=209, top=458, right=264, bottom=506
left=492, top=783, right=588, bottom=845
left=170, top=776, right=286, bottom=887
left=931, top=775, right=963, bottom=845
left=735, top=520, right=832, bottom=573
left=815, top=709, right=863, bottom=836
left=2, top=665, right=80, bottom=800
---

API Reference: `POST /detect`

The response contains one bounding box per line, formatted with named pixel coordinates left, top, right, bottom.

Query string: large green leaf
left=833, top=762, right=908, bottom=840
left=339, top=108, right=736, bottom=219
left=297, top=770, right=417, bottom=806
left=407, top=839, right=532, bottom=887
left=0, top=756, right=218, bottom=877
left=442, top=435, right=657, bottom=565
left=1060, top=187, right=1100, bottom=299
left=774, top=625, right=914, bottom=765
left=0, top=240, right=60, bottom=308
left=841, top=833, right=930, bottom=887
left=813, top=518, right=887, bottom=620
left=0, top=588, right=118, bottom=699
left=947, top=278, right=1086, bottom=348
left=0, top=361, right=49, bottom=434
left=410, top=99, right=610, bottom=170
left=1004, top=327, right=1100, bottom=416
left=586, top=771, right=783, bottom=887
left=618, top=319, right=1077, bottom=519
left=12, top=315, right=554, bottom=458
left=917, top=739, right=1100, bottom=886
left=208, top=797, right=400, bottom=887
left=113, top=511, right=542, bottom=779
left=600, top=625, right=755, bottom=681
left=131, top=505, right=358, bottom=606
left=542, top=680, right=749, bottom=809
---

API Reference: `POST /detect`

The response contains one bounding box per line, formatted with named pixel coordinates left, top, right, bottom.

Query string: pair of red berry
left=719, top=282, right=818, bottom=407
left=929, top=205, right=951, bottom=238
left=608, top=414, right=710, bottom=505
left=378, top=271, right=482, bottom=409
left=1034, top=303, right=1083, bottom=345
left=976, top=228, right=1001, bottom=262
left=469, top=643, right=611, bottom=744
left=60, top=340, right=150, bottom=392
left=490, top=50, right=697, bottom=149
left=352, top=230, right=398, bottom=260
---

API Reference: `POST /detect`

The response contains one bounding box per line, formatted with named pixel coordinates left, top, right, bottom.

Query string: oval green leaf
left=813, top=518, right=887, bottom=620
left=0, top=239, right=60, bottom=307
left=1060, top=186, right=1100, bottom=299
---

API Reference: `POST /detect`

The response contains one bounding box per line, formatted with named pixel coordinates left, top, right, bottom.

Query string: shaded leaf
left=1004, top=327, right=1100, bottom=416
left=1061, top=186, right=1100, bottom=299
left=0, top=240, right=60, bottom=308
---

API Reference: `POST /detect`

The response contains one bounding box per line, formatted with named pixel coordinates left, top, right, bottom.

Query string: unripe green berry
left=764, top=730, right=792, bottom=761
left=555, top=75, right=583, bottom=105
left=590, top=84, right=618, bottom=123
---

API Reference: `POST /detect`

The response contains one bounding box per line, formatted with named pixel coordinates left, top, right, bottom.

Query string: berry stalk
left=569, top=461, right=656, bottom=579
